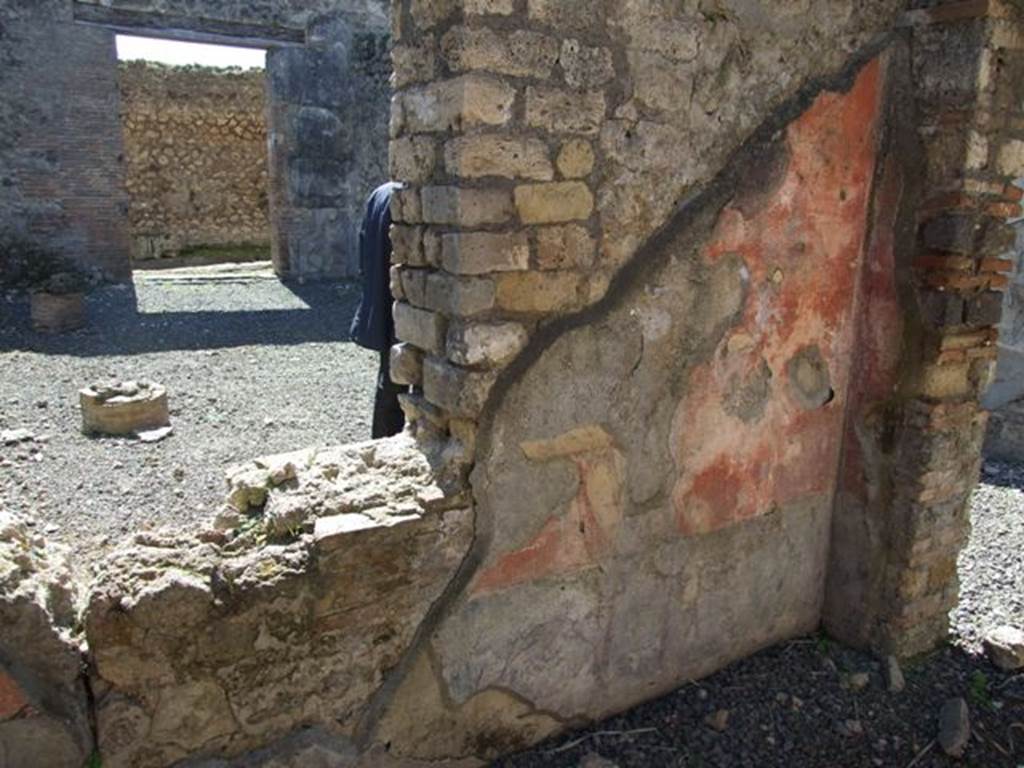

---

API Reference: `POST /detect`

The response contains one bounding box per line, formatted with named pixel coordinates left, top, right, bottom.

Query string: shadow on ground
left=978, top=457, right=1024, bottom=492
left=496, top=638, right=1024, bottom=768
left=0, top=275, right=362, bottom=356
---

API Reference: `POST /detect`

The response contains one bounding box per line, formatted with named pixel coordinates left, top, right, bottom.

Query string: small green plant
left=968, top=669, right=991, bottom=709
left=85, top=750, right=103, bottom=768
left=815, top=631, right=833, bottom=656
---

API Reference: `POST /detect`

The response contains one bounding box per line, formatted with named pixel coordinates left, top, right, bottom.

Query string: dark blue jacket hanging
left=350, top=182, right=401, bottom=352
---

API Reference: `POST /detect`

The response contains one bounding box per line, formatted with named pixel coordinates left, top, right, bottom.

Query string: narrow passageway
left=0, top=265, right=376, bottom=562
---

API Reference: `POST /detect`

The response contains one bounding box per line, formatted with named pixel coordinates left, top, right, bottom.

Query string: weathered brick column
left=387, top=0, right=606, bottom=482
left=826, top=0, right=1024, bottom=657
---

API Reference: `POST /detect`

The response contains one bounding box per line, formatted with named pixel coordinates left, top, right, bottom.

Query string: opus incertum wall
left=3, top=1, right=1024, bottom=767
left=118, top=61, right=272, bottom=265
left=0, top=0, right=390, bottom=283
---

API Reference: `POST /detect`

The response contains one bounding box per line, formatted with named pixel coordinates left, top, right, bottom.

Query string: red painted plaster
left=0, top=671, right=28, bottom=721
left=838, top=133, right=905, bottom=497
left=673, top=57, right=886, bottom=536
left=473, top=451, right=625, bottom=595
left=474, top=56, right=895, bottom=594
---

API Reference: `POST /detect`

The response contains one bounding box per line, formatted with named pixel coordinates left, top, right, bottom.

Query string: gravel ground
left=0, top=264, right=377, bottom=561
left=499, top=461, right=1024, bottom=768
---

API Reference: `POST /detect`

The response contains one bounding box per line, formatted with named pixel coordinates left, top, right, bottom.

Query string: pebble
left=705, top=709, right=730, bottom=732
left=578, top=754, right=619, bottom=768
left=138, top=426, right=173, bottom=444
left=937, top=697, right=970, bottom=757
left=983, top=625, right=1024, bottom=671
left=835, top=719, right=863, bottom=737
left=848, top=672, right=870, bottom=691
left=885, top=656, right=905, bottom=693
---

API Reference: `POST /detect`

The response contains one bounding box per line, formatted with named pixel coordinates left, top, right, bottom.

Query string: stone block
left=515, top=182, right=594, bottom=223
left=422, top=186, right=515, bottom=226
left=630, top=49, right=692, bottom=114
left=966, top=291, right=1004, bottom=326
left=983, top=626, right=1024, bottom=670
left=391, top=187, right=423, bottom=224
left=441, top=231, right=530, bottom=275
left=449, top=418, right=478, bottom=455
left=410, top=0, right=459, bottom=30
left=401, top=75, right=515, bottom=134
left=536, top=224, right=596, bottom=269
left=80, top=381, right=170, bottom=436
left=397, top=391, right=450, bottom=429
left=392, top=42, right=436, bottom=89
left=915, top=362, right=972, bottom=399
left=400, top=267, right=431, bottom=307
left=495, top=271, right=581, bottom=313
left=394, top=301, right=447, bottom=355
left=997, top=138, right=1024, bottom=177
left=425, top=272, right=497, bottom=316
left=919, top=289, right=965, bottom=328
left=441, top=27, right=559, bottom=79
left=560, top=40, right=615, bottom=88
left=526, top=86, right=606, bottom=136
left=423, top=356, right=498, bottom=417
left=390, top=93, right=405, bottom=139
left=390, top=265, right=405, bottom=301
left=920, top=213, right=1015, bottom=256
left=444, top=135, right=553, bottom=180
left=390, top=136, right=438, bottom=184
left=556, top=139, right=595, bottom=179
left=391, top=343, right=425, bottom=386
left=424, top=228, right=443, bottom=267
left=465, top=0, right=515, bottom=14
left=391, top=224, right=426, bottom=266
left=528, top=0, right=602, bottom=31
left=447, top=321, right=529, bottom=367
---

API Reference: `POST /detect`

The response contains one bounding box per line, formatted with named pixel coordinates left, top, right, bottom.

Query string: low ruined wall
left=119, top=62, right=271, bottom=264
left=85, top=437, right=472, bottom=767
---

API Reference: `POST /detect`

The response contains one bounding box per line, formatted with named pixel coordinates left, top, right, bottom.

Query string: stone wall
left=983, top=210, right=1024, bottom=458
left=118, top=62, right=270, bottom=264
left=267, top=21, right=392, bottom=278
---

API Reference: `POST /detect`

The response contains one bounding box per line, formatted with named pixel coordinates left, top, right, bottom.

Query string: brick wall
left=118, top=61, right=270, bottom=263
left=0, top=0, right=132, bottom=283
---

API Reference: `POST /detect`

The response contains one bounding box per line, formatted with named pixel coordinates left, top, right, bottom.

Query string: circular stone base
left=31, top=292, right=85, bottom=333
left=80, top=381, right=170, bottom=436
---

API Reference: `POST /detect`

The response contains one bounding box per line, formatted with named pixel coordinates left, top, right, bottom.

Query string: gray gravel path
left=952, top=460, right=1024, bottom=652
left=0, top=264, right=377, bottom=560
